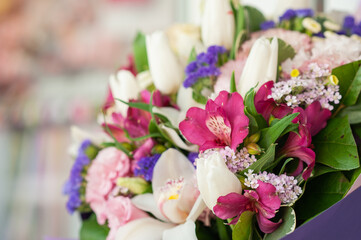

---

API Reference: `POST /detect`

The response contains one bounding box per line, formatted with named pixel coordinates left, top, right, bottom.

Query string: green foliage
left=264, top=207, right=296, bottom=240
left=258, top=113, right=299, bottom=149
left=243, top=6, right=266, bottom=33
left=232, top=211, right=255, bottom=240
left=313, top=116, right=359, bottom=170
left=230, top=71, right=237, bottom=93
left=276, top=39, right=296, bottom=66
left=245, top=144, right=276, bottom=173
left=243, top=88, right=268, bottom=134
left=332, top=60, right=361, bottom=107
left=80, top=213, right=109, bottom=240
left=133, top=32, right=149, bottom=72
left=294, top=172, right=351, bottom=220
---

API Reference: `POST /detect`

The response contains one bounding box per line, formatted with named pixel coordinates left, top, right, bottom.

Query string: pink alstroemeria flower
left=280, top=108, right=315, bottom=180
left=254, top=81, right=293, bottom=122
left=179, top=91, right=249, bottom=151
left=305, top=101, right=331, bottom=136
left=214, top=180, right=281, bottom=234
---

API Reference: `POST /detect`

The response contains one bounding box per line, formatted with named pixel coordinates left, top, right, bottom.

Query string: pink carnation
left=106, top=196, right=148, bottom=240
left=86, top=147, right=131, bottom=224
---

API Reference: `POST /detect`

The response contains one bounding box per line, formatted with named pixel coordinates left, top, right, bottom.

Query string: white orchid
left=237, top=37, right=279, bottom=97
left=115, top=149, right=206, bottom=240
left=146, top=31, right=184, bottom=94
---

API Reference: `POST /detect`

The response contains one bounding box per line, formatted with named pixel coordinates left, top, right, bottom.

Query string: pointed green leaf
left=133, top=32, right=149, bottom=72
left=246, top=143, right=276, bottom=173
left=115, top=98, right=151, bottom=112
left=258, top=113, right=299, bottom=149
left=216, top=218, right=231, bottom=240
left=277, top=38, right=296, bottom=65
left=244, top=6, right=266, bottom=33
left=313, top=116, right=359, bottom=170
left=264, top=207, right=296, bottom=240
left=188, top=47, right=197, bottom=63
left=232, top=211, right=255, bottom=240
left=230, top=71, right=237, bottom=93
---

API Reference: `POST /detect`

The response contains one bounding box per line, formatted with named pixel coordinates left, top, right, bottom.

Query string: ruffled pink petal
left=179, top=107, right=219, bottom=151
left=213, top=192, right=250, bottom=220
left=305, top=101, right=331, bottom=136
left=256, top=181, right=281, bottom=212
left=215, top=91, right=249, bottom=150
left=256, top=213, right=282, bottom=234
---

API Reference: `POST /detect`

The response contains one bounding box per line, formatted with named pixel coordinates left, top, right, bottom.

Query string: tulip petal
left=110, top=70, right=140, bottom=116
left=264, top=37, right=279, bottom=85
left=115, top=218, right=174, bottom=240
left=163, top=220, right=197, bottom=240
left=131, top=194, right=168, bottom=222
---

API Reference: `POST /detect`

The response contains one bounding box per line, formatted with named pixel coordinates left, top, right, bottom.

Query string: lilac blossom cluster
left=183, top=45, right=227, bottom=88
left=198, top=147, right=257, bottom=173
left=269, top=64, right=341, bottom=110
left=244, top=170, right=303, bottom=204
left=63, top=140, right=92, bottom=214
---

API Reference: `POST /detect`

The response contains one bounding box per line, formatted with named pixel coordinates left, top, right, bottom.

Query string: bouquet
left=64, top=1, right=361, bottom=240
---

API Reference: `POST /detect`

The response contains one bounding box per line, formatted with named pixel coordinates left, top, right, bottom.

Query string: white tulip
left=136, top=70, right=153, bottom=90
left=146, top=31, right=183, bottom=94
left=237, top=37, right=278, bottom=97
left=109, top=70, right=140, bottom=116
left=201, top=0, right=235, bottom=49
left=197, top=151, right=242, bottom=210
left=167, top=24, right=204, bottom=66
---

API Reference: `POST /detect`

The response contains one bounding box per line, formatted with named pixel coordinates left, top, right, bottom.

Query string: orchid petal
left=163, top=220, right=197, bottom=240
left=160, top=125, right=199, bottom=152
left=186, top=195, right=207, bottom=222
left=131, top=194, right=168, bottom=222
left=115, top=218, right=174, bottom=240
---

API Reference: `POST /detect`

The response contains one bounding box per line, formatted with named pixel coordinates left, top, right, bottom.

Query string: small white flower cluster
left=219, top=146, right=257, bottom=173
left=244, top=170, right=303, bottom=204
left=270, top=63, right=341, bottom=111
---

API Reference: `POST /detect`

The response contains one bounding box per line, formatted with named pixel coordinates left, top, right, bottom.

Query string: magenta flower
left=280, top=108, right=315, bottom=180
left=305, top=101, right=331, bottom=136
left=254, top=81, right=293, bottom=122
left=214, top=180, right=282, bottom=233
left=179, top=91, right=249, bottom=151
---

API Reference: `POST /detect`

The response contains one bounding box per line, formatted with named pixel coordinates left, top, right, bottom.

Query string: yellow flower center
left=290, top=69, right=300, bottom=78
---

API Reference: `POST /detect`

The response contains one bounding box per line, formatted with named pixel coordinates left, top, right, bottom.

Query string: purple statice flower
left=313, top=31, right=325, bottom=38
left=279, top=9, right=296, bottom=21
left=295, top=8, right=314, bottom=18
left=134, top=154, right=161, bottom=181
left=183, top=45, right=227, bottom=88
left=260, top=20, right=276, bottom=30
left=352, top=25, right=361, bottom=36
left=343, top=15, right=355, bottom=29
left=63, top=140, right=92, bottom=214
left=187, top=152, right=199, bottom=165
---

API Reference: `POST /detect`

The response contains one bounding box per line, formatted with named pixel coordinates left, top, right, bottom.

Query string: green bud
left=117, top=177, right=151, bottom=195
left=151, top=144, right=167, bottom=155
left=84, top=145, right=99, bottom=160
left=121, top=142, right=136, bottom=152
left=248, top=132, right=260, bottom=143
left=246, top=143, right=262, bottom=155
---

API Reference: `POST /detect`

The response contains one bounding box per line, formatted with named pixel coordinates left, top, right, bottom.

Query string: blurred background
left=1, top=0, right=360, bottom=239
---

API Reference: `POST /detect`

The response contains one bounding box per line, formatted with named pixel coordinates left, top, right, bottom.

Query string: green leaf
left=332, top=60, right=361, bottom=106
left=132, top=32, right=149, bottom=72
left=258, top=113, right=299, bottom=149
left=232, top=211, right=255, bottom=240
left=246, top=143, right=276, bottom=173
left=244, top=6, right=266, bottom=33
left=192, top=90, right=208, bottom=104
left=80, top=213, right=109, bottom=240
left=339, top=103, right=361, bottom=124
left=188, top=47, right=197, bottom=63
left=264, top=207, right=296, bottom=240
left=279, top=158, right=294, bottom=174
left=244, top=88, right=268, bottom=131
left=313, top=116, right=359, bottom=170
left=312, top=164, right=339, bottom=178
left=216, top=218, right=231, bottom=240
left=277, top=38, right=296, bottom=66
left=244, top=107, right=259, bottom=134
left=230, top=5, right=246, bottom=59
left=294, top=172, right=351, bottom=220
left=115, top=98, right=151, bottom=112
left=230, top=71, right=237, bottom=93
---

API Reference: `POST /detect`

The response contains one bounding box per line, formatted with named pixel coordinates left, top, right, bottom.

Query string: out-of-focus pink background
left=1, top=0, right=361, bottom=239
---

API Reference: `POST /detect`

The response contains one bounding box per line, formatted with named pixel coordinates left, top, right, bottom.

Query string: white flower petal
left=160, top=125, right=199, bottom=152
left=131, top=194, right=168, bottom=222
left=163, top=220, right=197, bottom=240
